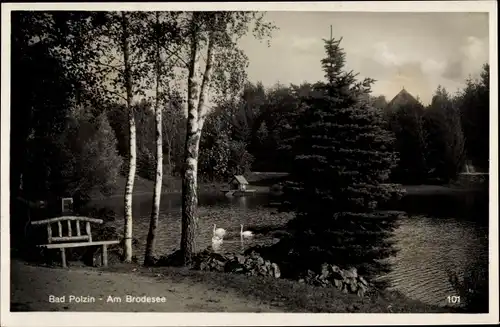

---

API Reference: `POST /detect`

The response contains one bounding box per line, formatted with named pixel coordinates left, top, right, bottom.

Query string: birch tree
left=120, top=12, right=137, bottom=262
left=144, top=12, right=163, bottom=265
left=142, top=12, right=183, bottom=265
left=93, top=11, right=148, bottom=262
left=178, top=11, right=276, bottom=265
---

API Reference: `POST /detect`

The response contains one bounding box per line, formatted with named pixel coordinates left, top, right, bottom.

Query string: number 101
left=447, top=296, right=461, bottom=304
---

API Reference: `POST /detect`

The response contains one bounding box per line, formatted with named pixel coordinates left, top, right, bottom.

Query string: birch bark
left=121, top=12, right=136, bottom=263
left=145, top=12, right=163, bottom=265
left=181, top=13, right=216, bottom=265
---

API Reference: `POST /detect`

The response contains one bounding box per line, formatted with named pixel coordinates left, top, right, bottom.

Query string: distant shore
left=90, top=173, right=282, bottom=201
left=91, top=173, right=484, bottom=201
left=402, top=184, right=485, bottom=195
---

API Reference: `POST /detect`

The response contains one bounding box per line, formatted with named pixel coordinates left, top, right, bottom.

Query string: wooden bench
left=31, top=216, right=120, bottom=268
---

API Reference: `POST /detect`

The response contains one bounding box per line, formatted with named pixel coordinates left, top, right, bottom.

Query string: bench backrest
left=31, top=216, right=103, bottom=244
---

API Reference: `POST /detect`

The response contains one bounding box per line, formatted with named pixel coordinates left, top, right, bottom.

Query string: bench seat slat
left=37, top=240, right=121, bottom=249
left=31, top=216, right=104, bottom=225
left=51, top=236, right=90, bottom=242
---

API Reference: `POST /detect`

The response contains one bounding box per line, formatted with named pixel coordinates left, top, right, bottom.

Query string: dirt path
left=10, top=260, right=281, bottom=312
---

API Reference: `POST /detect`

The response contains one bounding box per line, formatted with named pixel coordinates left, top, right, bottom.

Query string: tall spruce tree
left=280, top=29, right=403, bottom=281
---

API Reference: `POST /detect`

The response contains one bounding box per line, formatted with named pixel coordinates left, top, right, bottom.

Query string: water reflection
left=382, top=215, right=488, bottom=306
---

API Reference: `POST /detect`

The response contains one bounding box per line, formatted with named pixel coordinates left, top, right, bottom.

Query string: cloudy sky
left=237, top=11, right=489, bottom=105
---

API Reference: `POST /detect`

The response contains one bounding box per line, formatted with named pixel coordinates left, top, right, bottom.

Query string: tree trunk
left=180, top=13, right=201, bottom=266
left=145, top=12, right=163, bottom=266
left=163, top=120, right=173, bottom=176
left=121, top=12, right=136, bottom=263
left=166, top=143, right=172, bottom=176
left=180, top=13, right=216, bottom=266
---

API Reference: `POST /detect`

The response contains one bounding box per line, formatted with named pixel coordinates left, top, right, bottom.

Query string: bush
left=298, top=263, right=372, bottom=297
left=192, top=249, right=282, bottom=278
left=58, top=109, right=123, bottom=201
left=193, top=251, right=374, bottom=298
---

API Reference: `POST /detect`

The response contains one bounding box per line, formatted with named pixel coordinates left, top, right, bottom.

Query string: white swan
left=240, top=224, right=254, bottom=239
left=213, top=224, right=227, bottom=239
left=211, top=235, right=223, bottom=252
left=212, top=235, right=223, bottom=245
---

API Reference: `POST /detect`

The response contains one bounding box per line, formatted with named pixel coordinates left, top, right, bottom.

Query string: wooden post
left=67, top=220, right=72, bottom=237
left=61, top=248, right=67, bottom=268
left=76, top=221, right=81, bottom=236
left=58, top=221, right=62, bottom=237
left=102, top=244, right=108, bottom=267
left=47, top=224, right=53, bottom=244
left=86, top=222, right=92, bottom=242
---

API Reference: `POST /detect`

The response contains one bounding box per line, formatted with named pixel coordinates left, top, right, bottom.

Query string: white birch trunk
left=145, top=12, right=163, bottom=265
left=121, top=12, right=136, bottom=263
left=181, top=13, right=216, bottom=265
left=180, top=13, right=201, bottom=265
left=197, top=28, right=215, bottom=127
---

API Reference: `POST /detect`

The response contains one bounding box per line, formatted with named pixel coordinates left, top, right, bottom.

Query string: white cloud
left=290, top=37, right=322, bottom=54
left=372, top=42, right=402, bottom=67
left=421, top=59, right=447, bottom=76
left=460, top=36, right=489, bottom=78
left=240, top=12, right=489, bottom=105
left=461, top=36, right=486, bottom=62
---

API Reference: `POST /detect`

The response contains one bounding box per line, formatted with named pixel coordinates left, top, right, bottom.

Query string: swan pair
left=211, top=223, right=253, bottom=242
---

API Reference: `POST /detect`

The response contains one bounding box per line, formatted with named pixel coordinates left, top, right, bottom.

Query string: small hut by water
left=230, top=175, right=249, bottom=191
left=222, top=175, right=256, bottom=197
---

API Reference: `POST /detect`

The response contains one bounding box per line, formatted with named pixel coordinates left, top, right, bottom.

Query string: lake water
left=88, top=189, right=489, bottom=308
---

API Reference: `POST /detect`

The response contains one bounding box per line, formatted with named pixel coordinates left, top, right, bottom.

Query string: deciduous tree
left=179, top=12, right=276, bottom=265
left=143, top=12, right=184, bottom=265
left=93, top=11, right=150, bottom=262
left=457, top=64, right=490, bottom=171
left=424, top=86, right=465, bottom=183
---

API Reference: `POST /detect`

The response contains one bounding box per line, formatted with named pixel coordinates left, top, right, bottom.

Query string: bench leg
left=60, top=249, right=67, bottom=268
left=102, top=244, right=108, bottom=267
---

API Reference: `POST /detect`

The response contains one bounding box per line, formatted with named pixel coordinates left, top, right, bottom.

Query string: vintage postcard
left=1, top=1, right=498, bottom=326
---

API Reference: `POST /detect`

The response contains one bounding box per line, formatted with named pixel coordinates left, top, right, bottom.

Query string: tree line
left=381, top=66, right=489, bottom=185
left=194, top=62, right=489, bottom=186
